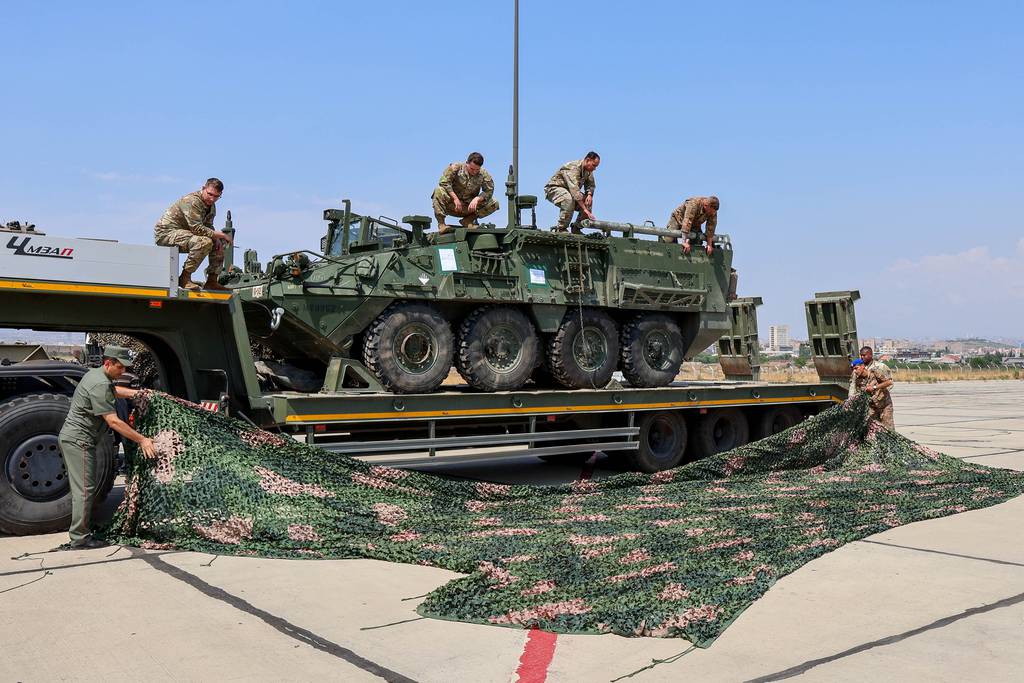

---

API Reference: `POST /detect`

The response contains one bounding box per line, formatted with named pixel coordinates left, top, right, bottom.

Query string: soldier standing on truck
left=849, top=346, right=895, bottom=429
left=662, top=196, right=719, bottom=255
left=58, top=346, right=155, bottom=549
left=154, top=178, right=233, bottom=291
left=431, top=153, right=500, bottom=234
left=544, top=152, right=599, bottom=232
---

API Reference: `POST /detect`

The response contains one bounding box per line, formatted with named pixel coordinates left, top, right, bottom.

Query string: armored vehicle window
left=328, top=219, right=362, bottom=256
left=365, top=221, right=407, bottom=249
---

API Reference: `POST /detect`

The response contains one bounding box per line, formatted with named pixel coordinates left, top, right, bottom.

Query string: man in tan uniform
left=663, top=196, right=719, bottom=255
left=155, top=178, right=233, bottom=291
left=849, top=346, right=896, bottom=429
left=544, top=152, right=599, bottom=232
left=431, top=152, right=499, bottom=234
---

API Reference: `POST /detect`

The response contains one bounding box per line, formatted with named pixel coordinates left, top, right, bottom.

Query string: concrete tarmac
left=2, top=380, right=1022, bottom=682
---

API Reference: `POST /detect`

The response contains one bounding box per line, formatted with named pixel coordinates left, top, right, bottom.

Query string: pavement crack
left=744, top=589, right=1024, bottom=682
left=858, top=540, right=1024, bottom=568
left=129, top=548, right=417, bottom=683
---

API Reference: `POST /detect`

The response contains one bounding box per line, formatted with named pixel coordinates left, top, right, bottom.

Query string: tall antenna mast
left=513, top=0, right=519, bottom=184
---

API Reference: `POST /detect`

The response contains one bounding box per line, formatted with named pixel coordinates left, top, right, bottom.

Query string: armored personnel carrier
left=226, top=176, right=735, bottom=394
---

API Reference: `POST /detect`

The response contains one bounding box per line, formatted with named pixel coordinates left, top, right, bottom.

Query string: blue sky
left=3, top=1, right=1021, bottom=340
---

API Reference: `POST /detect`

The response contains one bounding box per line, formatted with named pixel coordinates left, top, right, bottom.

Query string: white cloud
left=863, top=242, right=1024, bottom=338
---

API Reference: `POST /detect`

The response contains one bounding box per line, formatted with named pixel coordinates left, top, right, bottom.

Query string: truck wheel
left=754, top=405, right=802, bottom=440
left=456, top=306, right=540, bottom=391
left=0, top=393, right=116, bottom=536
left=547, top=309, right=619, bottom=389
left=363, top=303, right=454, bottom=394
left=693, top=408, right=749, bottom=459
left=620, top=313, right=684, bottom=387
left=629, top=411, right=687, bottom=473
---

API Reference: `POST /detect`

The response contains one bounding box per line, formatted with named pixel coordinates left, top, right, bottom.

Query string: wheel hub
left=573, top=326, right=608, bottom=371
left=643, top=330, right=671, bottom=370
left=484, top=325, right=524, bottom=371
left=6, top=433, right=68, bottom=501
left=395, top=324, right=436, bottom=374
left=647, top=419, right=676, bottom=460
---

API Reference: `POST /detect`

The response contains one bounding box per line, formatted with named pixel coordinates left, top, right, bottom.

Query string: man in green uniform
left=663, top=196, right=719, bottom=255
left=544, top=152, right=599, bottom=232
left=58, top=346, right=155, bottom=549
left=431, top=152, right=500, bottom=234
left=849, top=346, right=896, bottom=429
left=155, top=178, right=233, bottom=291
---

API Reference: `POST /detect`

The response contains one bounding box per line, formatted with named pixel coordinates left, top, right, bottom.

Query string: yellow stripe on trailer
left=0, top=279, right=170, bottom=298
left=0, top=279, right=233, bottom=301
left=284, top=394, right=843, bottom=423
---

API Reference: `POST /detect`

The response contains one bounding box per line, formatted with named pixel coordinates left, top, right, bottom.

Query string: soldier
left=544, top=152, right=599, bottom=232
left=849, top=346, right=896, bottom=429
left=663, top=196, right=719, bottom=255
left=58, top=346, right=155, bottom=549
left=154, top=178, right=233, bottom=291
left=431, top=152, right=500, bottom=234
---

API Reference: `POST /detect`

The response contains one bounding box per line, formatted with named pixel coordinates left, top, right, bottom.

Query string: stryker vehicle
left=225, top=172, right=735, bottom=394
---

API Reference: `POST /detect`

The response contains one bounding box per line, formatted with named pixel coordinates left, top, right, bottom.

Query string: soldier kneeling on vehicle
left=154, top=178, right=233, bottom=291
left=431, top=152, right=500, bottom=234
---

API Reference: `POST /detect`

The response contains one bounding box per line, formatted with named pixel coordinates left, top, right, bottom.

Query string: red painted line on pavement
left=515, top=627, right=558, bottom=683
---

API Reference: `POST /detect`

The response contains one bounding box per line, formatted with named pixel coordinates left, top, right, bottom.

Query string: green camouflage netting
left=102, top=392, right=1024, bottom=646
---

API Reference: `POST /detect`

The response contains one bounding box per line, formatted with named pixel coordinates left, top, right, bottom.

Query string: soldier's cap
left=102, top=345, right=134, bottom=367
left=850, top=358, right=864, bottom=367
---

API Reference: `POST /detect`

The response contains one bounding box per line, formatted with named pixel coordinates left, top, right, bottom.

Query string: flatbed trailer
left=0, top=228, right=859, bottom=534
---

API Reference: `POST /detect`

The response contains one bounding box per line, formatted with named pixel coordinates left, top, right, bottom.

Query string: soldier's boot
left=459, top=215, right=479, bottom=229
left=203, top=274, right=229, bottom=291
left=436, top=215, right=454, bottom=235
left=178, top=270, right=201, bottom=291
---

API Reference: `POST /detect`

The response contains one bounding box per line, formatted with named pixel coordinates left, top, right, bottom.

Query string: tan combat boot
left=178, top=270, right=201, bottom=291
left=203, top=274, right=230, bottom=292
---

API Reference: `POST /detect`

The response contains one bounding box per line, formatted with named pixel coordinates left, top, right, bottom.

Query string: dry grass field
left=677, top=363, right=1022, bottom=384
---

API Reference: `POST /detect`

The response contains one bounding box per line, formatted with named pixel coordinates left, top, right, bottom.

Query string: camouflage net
left=102, top=393, right=1024, bottom=646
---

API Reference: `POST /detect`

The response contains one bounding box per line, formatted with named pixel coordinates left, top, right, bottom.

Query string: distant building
left=768, top=325, right=790, bottom=353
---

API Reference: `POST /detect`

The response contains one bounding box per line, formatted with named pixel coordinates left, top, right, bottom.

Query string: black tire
left=692, top=408, right=749, bottom=459
left=629, top=411, right=688, bottom=473
left=753, top=405, right=803, bottom=441
left=0, top=393, right=116, bottom=536
left=455, top=306, right=541, bottom=391
left=363, top=303, right=454, bottom=394
left=546, top=309, right=619, bottom=389
left=620, top=313, right=684, bottom=388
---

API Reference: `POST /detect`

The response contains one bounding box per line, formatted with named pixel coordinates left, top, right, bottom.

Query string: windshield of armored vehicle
left=367, top=221, right=406, bottom=249
left=327, top=218, right=362, bottom=256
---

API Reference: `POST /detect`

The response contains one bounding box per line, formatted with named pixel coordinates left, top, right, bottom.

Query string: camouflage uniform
left=431, top=163, right=499, bottom=229
left=544, top=160, right=596, bottom=231
left=850, top=360, right=895, bottom=429
left=663, top=197, right=718, bottom=245
left=154, top=191, right=224, bottom=276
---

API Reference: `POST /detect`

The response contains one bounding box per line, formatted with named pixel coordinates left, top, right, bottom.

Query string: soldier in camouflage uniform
left=664, top=196, right=737, bottom=300
left=544, top=152, right=599, bottom=232
left=849, top=346, right=896, bottom=429
left=663, top=196, right=719, bottom=255
left=154, top=178, right=233, bottom=291
left=431, top=152, right=499, bottom=234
